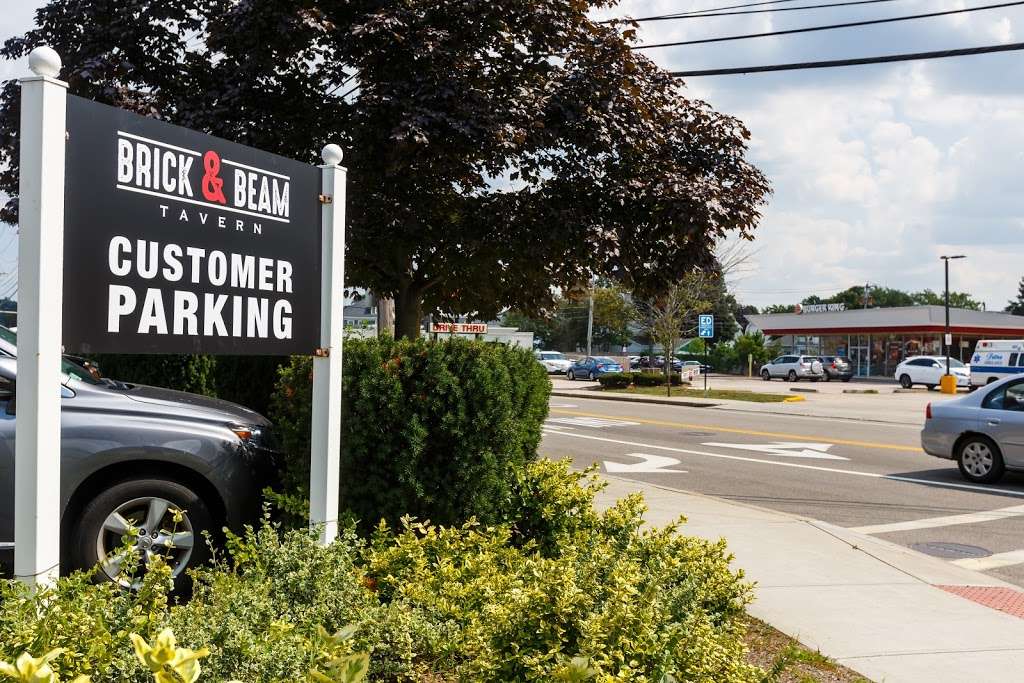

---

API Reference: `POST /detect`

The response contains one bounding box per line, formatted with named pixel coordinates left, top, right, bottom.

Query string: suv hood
left=121, top=383, right=269, bottom=426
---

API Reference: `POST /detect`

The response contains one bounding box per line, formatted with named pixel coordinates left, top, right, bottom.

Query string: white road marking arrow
left=603, top=452, right=687, bottom=473
left=700, top=442, right=849, bottom=461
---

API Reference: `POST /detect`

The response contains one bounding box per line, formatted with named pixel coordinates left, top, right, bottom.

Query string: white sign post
left=309, top=144, right=346, bottom=545
left=14, top=46, right=67, bottom=586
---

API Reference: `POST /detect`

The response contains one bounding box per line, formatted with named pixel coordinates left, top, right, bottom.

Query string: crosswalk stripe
left=952, top=549, right=1024, bottom=571
left=849, top=504, right=1024, bottom=535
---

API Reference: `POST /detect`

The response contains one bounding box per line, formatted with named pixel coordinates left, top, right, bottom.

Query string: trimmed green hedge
left=598, top=371, right=687, bottom=388
left=271, top=336, right=551, bottom=531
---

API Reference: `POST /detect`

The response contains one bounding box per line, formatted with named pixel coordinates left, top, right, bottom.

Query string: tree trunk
left=393, top=286, right=423, bottom=340
left=375, top=295, right=395, bottom=338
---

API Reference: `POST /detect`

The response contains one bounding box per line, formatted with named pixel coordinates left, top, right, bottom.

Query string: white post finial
left=321, top=144, right=344, bottom=166
left=28, top=46, right=62, bottom=78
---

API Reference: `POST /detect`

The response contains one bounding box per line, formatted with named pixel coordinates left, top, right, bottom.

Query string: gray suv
left=0, top=327, right=281, bottom=587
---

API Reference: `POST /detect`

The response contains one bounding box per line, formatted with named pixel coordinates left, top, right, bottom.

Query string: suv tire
left=899, top=374, right=912, bottom=389
left=70, top=478, right=213, bottom=591
left=567, top=370, right=575, bottom=380
left=761, top=369, right=771, bottom=381
left=787, top=370, right=797, bottom=382
left=957, top=436, right=1005, bottom=484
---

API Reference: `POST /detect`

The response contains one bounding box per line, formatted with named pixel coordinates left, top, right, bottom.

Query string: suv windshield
left=942, top=358, right=966, bottom=368
left=0, top=326, right=105, bottom=385
left=539, top=352, right=565, bottom=360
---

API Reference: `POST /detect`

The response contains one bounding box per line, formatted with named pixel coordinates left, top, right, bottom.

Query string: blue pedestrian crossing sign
left=698, top=314, right=715, bottom=338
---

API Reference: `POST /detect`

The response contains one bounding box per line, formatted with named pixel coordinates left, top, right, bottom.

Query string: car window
left=0, top=375, right=12, bottom=401
left=1011, top=353, right=1020, bottom=367
left=983, top=381, right=1024, bottom=411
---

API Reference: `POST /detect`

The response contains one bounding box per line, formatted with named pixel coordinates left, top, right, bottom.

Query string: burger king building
left=746, top=304, right=1024, bottom=378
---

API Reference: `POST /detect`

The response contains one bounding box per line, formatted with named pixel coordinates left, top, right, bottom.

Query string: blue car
left=567, top=356, right=624, bottom=381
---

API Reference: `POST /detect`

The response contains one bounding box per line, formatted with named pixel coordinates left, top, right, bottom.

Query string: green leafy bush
left=271, top=336, right=551, bottom=530
left=627, top=371, right=686, bottom=387
left=90, top=354, right=218, bottom=397
left=631, top=371, right=660, bottom=387
left=595, top=372, right=632, bottom=389
left=88, top=355, right=287, bottom=416
left=0, top=461, right=763, bottom=683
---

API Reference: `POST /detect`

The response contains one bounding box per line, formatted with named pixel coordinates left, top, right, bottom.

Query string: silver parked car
left=921, top=374, right=1024, bottom=483
left=760, top=355, right=824, bottom=382
left=0, top=326, right=281, bottom=587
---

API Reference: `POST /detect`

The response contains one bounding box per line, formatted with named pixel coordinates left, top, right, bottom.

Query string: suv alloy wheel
left=71, top=478, right=213, bottom=591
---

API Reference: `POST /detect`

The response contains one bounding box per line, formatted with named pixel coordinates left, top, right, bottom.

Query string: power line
left=670, top=41, right=1024, bottom=76
left=659, top=0, right=823, bottom=17
left=634, top=0, right=1024, bottom=49
left=618, top=0, right=914, bottom=21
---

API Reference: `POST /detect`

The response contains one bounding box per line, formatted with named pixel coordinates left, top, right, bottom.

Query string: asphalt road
left=540, top=395, right=1024, bottom=588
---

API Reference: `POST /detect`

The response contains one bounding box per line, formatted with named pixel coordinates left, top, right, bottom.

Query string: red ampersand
left=201, top=150, right=227, bottom=204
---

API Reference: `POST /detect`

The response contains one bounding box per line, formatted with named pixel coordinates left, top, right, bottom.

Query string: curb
left=783, top=395, right=805, bottom=402
left=843, top=389, right=879, bottom=394
left=789, top=387, right=818, bottom=393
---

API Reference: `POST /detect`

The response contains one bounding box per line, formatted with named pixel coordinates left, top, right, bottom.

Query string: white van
left=970, top=340, right=1024, bottom=386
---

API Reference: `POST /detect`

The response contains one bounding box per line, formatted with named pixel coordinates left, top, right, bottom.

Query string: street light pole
left=940, top=254, right=966, bottom=393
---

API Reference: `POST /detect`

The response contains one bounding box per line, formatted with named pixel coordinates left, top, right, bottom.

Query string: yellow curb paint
left=546, top=407, right=924, bottom=453
left=784, top=395, right=806, bottom=402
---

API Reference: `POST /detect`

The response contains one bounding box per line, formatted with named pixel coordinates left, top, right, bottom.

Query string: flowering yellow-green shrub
left=0, top=462, right=762, bottom=682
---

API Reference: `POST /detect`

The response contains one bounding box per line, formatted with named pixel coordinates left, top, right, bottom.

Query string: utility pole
left=939, top=255, right=966, bottom=394
left=863, top=282, right=870, bottom=309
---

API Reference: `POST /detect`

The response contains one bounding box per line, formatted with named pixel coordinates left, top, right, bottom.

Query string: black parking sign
left=62, top=96, right=321, bottom=355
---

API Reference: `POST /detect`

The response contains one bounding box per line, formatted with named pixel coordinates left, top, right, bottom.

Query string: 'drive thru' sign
left=62, top=97, right=321, bottom=355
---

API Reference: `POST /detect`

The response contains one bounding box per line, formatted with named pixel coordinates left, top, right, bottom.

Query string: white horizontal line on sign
left=117, top=130, right=200, bottom=157
left=114, top=184, right=290, bottom=224
left=222, top=158, right=290, bottom=181
left=951, top=549, right=1024, bottom=571
left=849, top=504, right=1024, bottom=535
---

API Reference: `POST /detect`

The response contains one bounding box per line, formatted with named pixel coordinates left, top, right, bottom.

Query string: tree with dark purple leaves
left=1, top=0, right=770, bottom=339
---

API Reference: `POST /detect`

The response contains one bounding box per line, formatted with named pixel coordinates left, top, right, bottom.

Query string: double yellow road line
left=547, top=408, right=923, bottom=453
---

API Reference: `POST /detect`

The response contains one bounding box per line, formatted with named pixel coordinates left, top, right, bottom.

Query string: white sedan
left=535, top=350, right=572, bottom=374
left=894, top=356, right=970, bottom=390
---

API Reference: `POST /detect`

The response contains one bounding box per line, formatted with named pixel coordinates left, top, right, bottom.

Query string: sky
left=2, top=0, right=1023, bottom=311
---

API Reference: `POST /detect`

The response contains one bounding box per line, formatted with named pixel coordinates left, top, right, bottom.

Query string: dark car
left=0, top=327, right=280, bottom=587
left=566, top=356, right=624, bottom=380
left=817, top=356, right=854, bottom=382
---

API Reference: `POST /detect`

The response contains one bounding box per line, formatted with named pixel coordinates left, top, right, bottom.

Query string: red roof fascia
left=758, top=325, right=1024, bottom=336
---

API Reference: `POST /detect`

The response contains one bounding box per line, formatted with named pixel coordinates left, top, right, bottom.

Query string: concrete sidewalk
left=596, top=475, right=1024, bottom=683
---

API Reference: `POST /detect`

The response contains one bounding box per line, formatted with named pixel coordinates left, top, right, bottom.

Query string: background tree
left=1, top=0, right=769, bottom=339
left=759, top=285, right=984, bottom=313
left=1006, top=277, right=1024, bottom=315
left=591, top=285, right=637, bottom=351
left=708, top=331, right=778, bottom=375
left=635, top=270, right=716, bottom=393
